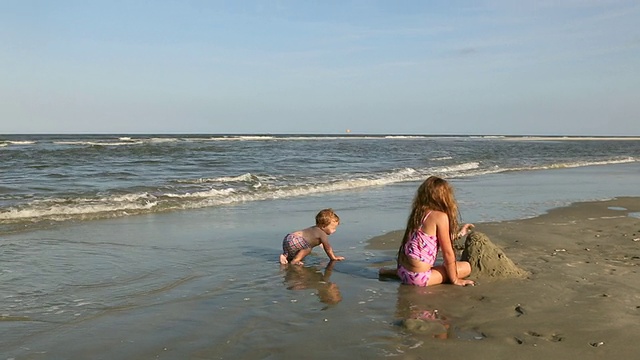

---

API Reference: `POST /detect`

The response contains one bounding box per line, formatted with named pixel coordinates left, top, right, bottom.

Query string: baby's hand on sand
left=332, top=256, right=345, bottom=261
left=292, top=261, right=304, bottom=265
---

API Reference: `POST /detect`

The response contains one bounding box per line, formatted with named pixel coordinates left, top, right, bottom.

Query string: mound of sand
left=460, top=231, right=528, bottom=280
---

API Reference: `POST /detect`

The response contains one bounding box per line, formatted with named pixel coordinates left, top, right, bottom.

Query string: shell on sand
left=460, top=232, right=528, bottom=280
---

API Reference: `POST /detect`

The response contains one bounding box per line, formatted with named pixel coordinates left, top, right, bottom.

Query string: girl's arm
left=457, top=223, right=475, bottom=238
left=436, top=213, right=473, bottom=286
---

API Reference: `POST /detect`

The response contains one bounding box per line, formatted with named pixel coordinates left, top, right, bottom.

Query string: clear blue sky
left=1, top=1, right=638, bottom=135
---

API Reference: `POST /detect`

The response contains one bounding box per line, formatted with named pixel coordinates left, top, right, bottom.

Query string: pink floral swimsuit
left=398, top=211, right=439, bottom=286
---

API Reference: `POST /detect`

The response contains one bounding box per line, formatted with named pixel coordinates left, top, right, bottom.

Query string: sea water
left=2, top=134, right=639, bottom=233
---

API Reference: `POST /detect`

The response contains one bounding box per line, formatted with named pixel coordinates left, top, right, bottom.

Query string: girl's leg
left=378, top=267, right=399, bottom=278
left=428, top=261, right=472, bottom=286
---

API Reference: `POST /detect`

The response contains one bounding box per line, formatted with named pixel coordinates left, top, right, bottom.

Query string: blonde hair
left=316, top=208, right=340, bottom=228
left=398, top=176, right=459, bottom=260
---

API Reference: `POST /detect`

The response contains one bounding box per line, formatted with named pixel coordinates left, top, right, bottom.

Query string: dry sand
left=367, top=197, right=640, bottom=359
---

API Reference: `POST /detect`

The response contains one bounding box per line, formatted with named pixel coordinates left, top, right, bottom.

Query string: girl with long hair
left=379, top=176, right=474, bottom=286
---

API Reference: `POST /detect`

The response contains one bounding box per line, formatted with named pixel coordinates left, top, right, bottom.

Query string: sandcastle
left=460, top=231, right=529, bottom=280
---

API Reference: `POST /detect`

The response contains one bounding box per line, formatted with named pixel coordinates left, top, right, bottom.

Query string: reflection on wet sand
left=281, top=261, right=342, bottom=306
left=395, top=286, right=449, bottom=339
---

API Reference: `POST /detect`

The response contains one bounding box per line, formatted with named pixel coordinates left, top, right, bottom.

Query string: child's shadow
left=282, top=261, right=343, bottom=306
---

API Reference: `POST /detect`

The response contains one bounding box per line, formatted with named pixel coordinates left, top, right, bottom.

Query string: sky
left=1, top=1, right=638, bottom=135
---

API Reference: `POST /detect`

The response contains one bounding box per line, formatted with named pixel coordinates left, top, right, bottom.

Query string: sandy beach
left=367, top=196, right=640, bottom=359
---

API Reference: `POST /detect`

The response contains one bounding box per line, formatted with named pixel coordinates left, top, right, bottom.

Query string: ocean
left=2, top=134, right=639, bottom=233
left=1, top=134, right=639, bottom=359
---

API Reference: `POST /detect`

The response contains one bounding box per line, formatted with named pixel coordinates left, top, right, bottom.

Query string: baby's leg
left=290, top=248, right=312, bottom=265
left=279, top=253, right=289, bottom=265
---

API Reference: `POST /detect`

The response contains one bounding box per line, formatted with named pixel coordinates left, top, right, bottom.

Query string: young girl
left=379, top=176, right=475, bottom=287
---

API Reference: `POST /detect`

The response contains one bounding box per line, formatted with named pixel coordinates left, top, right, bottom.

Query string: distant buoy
left=345, top=129, right=351, bottom=133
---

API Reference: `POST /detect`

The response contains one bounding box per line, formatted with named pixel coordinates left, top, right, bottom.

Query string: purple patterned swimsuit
left=398, top=212, right=439, bottom=287
left=282, top=233, right=311, bottom=261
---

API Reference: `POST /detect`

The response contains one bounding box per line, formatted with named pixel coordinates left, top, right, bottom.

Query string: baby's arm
left=320, top=236, right=344, bottom=261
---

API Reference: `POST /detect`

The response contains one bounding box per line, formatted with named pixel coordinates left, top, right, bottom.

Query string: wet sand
left=2, top=194, right=639, bottom=359
left=367, top=197, right=640, bottom=358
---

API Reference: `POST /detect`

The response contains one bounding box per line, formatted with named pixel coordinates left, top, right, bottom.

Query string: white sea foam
left=432, top=162, right=480, bottom=173
left=531, top=157, right=636, bottom=170
left=54, top=137, right=180, bottom=146
left=195, top=135, right=432, bottom=142
left=177, top=173, right=258, bottom=184
left=216, top=136, right=277, bottom=141
left=7, top=140, right=36, bottom=145
left=383, top=135, right=429, bottom=139
left=164, top=188, right=236, bottom=198
left=0, top=140, right=36, bottom=147
left=149, top=137, right=179, bottom=143
left=54, top=140, right=145, bottom=146
left=0, top=201, right=157, bottom=221
left=0, top=193, right=158, bottom=221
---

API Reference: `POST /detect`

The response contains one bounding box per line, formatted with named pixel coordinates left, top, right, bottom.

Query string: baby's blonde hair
left=316, top=208, right=340, bottom=228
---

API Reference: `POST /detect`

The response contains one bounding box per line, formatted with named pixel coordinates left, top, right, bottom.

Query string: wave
left=54, top=140, right=146, bottom=146
left=0, top=140, right=37, bottom=147
left=41, top=135, right=471, bottom=147
left=383, top=135, right=429, bottom=139
left=509, top=157, right=637, bottom=172
left=0, top=157, right=636, bottom=227
left=534, top=157, right=636, bottom=169
left=198, top=135, right=395, bottom=141
left=0, top=166, right=449, bottom=224
left=175, top=173, right=260, bottom=184
left=0, top=193, right=158, bottom=221
left=433, top=162, right=480, bottom=173
left=52, top=136, right=182, bottom=147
